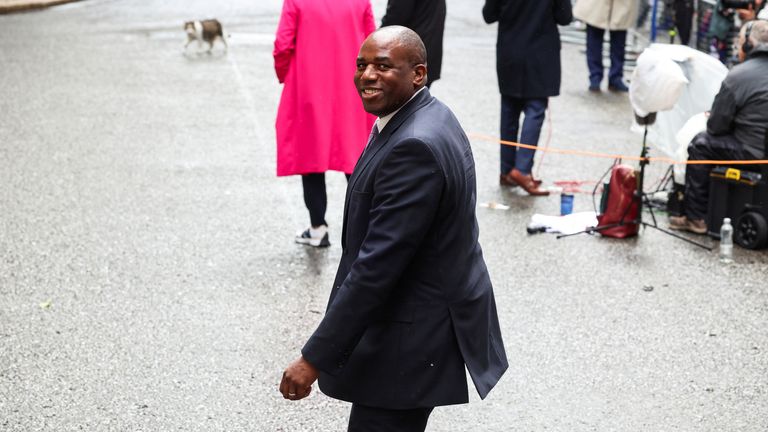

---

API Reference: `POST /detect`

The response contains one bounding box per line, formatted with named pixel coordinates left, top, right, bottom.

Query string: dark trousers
left=301, top=173, right=350, bottom=227
left=348, top=404, right=434, bottom=432
left=674, top=0, right=694, bottom=45
left=585, top=24, right=627, bottom=87
left=500, top=96, right=548, bottom=176
left=684, top=132, right=746, bottom=220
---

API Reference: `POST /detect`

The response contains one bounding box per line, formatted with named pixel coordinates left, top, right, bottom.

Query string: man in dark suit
left=483, top=0, right=572, bottom=196
left=279, top=26, right=508, bottom=432
left=381, top=0, right=446, bottom=87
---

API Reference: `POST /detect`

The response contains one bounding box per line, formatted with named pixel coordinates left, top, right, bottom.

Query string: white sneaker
left=295, top=225, right=330, bottom=247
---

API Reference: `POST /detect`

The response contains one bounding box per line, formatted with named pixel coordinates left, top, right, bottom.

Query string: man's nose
left=360, top=64, right=378, bottom=81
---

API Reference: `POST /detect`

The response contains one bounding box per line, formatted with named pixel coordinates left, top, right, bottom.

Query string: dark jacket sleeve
left=553, top=0, right=573, bottom=25
left=482, top=0, right=500, bottom=23
left=381, top=0, right=415, bottom=26
left=707, top=81, right=737, bottom=136
left=301, top=138, right=444, bottom=375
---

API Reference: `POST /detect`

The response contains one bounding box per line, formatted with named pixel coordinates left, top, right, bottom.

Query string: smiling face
left=354, top=33, right=427, bottom=117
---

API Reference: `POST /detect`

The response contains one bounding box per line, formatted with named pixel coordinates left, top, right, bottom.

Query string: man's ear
left=413, top=64, right=428, bottom=87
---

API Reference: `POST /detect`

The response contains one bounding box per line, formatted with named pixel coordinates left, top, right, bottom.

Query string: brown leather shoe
left=508, top=169, right=549, bottom=196
left=501, top=171, right=541, bottom=188
left=499, top=173, right=519, bottom=187
left=669, top=215, right=708, bottom=235
left=687, top=218, right=708, bottom=234
left=668, top=215, right=688, bottom=231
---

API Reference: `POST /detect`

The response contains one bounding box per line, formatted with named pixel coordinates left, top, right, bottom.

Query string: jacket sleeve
left=273, top=0, right=297, bottom=84
left=707, top=81, right=737, bottom=136
left=482, top=0, right=500, bottom=23
left=381, top=0, right=414, bottom=26
left=553, top=0, right=574, bottom=25
left=364, top=1, right=376, bottom=35
left=302, top=138, right=444, bottom=375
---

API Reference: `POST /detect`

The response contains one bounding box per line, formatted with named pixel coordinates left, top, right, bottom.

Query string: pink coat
left=274, top=0, right=376, bottom=176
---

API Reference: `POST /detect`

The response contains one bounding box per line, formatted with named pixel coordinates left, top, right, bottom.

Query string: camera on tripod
left=721, top=0, right=757, bottom=9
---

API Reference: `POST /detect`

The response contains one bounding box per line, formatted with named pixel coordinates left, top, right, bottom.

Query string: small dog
left=184, top=19, right=227, bottom=52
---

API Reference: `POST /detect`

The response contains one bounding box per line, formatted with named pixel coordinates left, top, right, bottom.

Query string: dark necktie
left=362, top=124, right=379, bottom=157
left=368, top=124, right=379, bottom=147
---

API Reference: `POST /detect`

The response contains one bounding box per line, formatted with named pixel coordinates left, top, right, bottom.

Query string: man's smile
left=361, top=88, right=383, bottom=98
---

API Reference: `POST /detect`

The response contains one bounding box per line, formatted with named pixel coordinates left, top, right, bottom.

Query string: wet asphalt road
left=1, top=0, right=767, bottom=431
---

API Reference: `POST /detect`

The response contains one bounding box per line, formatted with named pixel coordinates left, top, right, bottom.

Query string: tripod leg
left=640, top=222, right=713, bottom=250
left=645, top=195, right=659, bottom=227
left=556, top=222, right=623, bottom=239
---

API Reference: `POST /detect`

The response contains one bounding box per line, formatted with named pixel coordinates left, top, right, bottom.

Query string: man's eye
left=377, top=64, right=390, bottom=71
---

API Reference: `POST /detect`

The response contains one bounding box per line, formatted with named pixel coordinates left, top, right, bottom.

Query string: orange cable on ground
left=469, top=133, right=768, bottom=165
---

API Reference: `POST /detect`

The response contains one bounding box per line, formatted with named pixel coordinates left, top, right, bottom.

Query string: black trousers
left=301, top=173, right=327, bottom=227
left=674, top=0, right=694, bottom=45
left=347, top=404, right=434, bottom=432
left=684, top=132, right=747, bottom=220
left=301, top=173, right=350, bottom=227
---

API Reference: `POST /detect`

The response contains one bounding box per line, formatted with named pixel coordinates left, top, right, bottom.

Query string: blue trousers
left=500, top=96, right=548, bottom=176
left=585, top=24, right=627, bottom=87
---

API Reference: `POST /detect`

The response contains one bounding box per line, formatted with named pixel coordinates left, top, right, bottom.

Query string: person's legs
left=637, top=0, right=652, bottom=28
left=514, top=98, right=549, bottom=175
left=676, top=133, right=745, bottom=230
left=585, top=24, right=605, bottom=90
left=301, top=173, right=327, bottom=227
left=499, top=94, right=522, bottom=176
left=296, top=173, right=331, bottom=247
left=607, top=30, right=628, bottom=91
left=347, top=404, right=434, bottom=432
left=674, top=0, right=694, bottom=45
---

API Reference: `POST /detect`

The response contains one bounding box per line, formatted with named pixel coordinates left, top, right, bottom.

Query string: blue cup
left=560, top=194, right=574, bottom=215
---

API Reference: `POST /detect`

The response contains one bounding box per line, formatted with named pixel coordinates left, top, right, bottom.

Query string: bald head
left=370, top=26, right=427, bottom=68
left=354, top=25, right=428, bottom=117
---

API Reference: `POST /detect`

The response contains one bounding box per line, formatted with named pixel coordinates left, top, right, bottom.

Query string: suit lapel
left=341, top=89, right=433, bottom=248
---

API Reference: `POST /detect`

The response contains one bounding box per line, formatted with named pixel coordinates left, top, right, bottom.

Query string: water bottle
left=720, top=218, right=733, bottom=263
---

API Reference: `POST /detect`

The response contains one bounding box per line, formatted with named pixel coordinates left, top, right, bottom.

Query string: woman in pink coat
left=274, top=0, right=376, bottom=247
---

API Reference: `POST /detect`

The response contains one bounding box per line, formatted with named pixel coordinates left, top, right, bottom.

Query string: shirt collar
left=375, top=87, right=426, bottom=133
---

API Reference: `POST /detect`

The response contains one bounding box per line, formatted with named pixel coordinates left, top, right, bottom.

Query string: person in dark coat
left=669, top=20, right=768, bottom=234
left=483, top=0, right=572, bottom=195
left=381, top=0, right=446, bottom=87
left=279, top=26, right=508, bottom=432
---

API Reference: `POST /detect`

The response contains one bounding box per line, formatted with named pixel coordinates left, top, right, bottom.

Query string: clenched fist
left=279, top=356, right=319, bottom=401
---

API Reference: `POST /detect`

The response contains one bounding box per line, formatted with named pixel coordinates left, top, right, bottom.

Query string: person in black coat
left=669, top=20, right=768, bottom=234
left=382, top=0, right=446, bottom=87
left=483, top=0, right=572, bottom=195
left=279, top=27, right=507, bottom=432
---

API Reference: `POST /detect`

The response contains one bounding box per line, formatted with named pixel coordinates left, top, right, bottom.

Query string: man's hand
left=279, top=356, right=319, bottom=401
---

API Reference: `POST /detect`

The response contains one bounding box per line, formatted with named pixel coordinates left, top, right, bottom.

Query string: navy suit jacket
left=302, top=89, right=508, bottom=409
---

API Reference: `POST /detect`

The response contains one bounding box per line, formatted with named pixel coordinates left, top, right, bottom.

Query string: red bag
left=597, top=164, right=640, bottom=238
